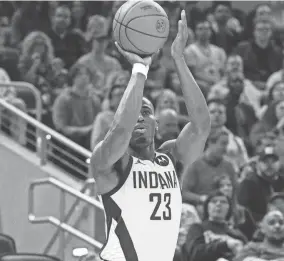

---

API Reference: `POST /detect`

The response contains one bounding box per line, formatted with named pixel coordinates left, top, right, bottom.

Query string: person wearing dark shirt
left=181, top=191, right=247, bottom=261
left=47, top=5, right=86, bottom=69
left=238, top=146, right=282, bottom=223
left=234, top=19, right=282, bottom=91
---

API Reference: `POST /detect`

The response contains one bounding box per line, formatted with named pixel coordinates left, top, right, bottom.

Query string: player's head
left=130, top=97, right=157, bottom=150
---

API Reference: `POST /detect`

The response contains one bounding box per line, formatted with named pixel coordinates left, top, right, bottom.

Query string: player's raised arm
left=90, top=43, right=153, bottom=193
left=160, top=10, right=211, bottom=167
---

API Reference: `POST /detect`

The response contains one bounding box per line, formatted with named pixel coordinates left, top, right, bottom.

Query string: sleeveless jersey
left=99, top=151, right=182, bottom=261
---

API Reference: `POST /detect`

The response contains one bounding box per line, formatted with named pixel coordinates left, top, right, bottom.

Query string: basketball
left=112, top=0, right=169, bottom=56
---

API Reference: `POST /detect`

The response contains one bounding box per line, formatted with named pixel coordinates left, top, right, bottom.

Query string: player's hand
left=171, top=10, right=189, bottom=61
left=115, top=42, right=154, bottom=66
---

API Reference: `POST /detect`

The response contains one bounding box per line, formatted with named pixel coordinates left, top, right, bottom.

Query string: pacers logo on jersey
left=155, top=155, right=169, bottom=166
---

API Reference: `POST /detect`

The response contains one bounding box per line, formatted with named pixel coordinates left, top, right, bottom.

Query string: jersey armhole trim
left=102, top=156, right=133, bottom=197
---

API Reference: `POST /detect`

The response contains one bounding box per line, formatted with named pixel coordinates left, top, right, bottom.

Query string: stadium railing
left=0, top=99, right=91, bottom=179
left=29, top=177, right=104, bottom=261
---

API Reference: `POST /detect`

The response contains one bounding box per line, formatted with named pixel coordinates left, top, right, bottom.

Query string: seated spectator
left=210, top=2, right=243, bottom=54
left=259, top=80, right=284, bottom=119
left=266, top=57, right=284, bottom=93
left=175, top=203, right=201, bottom=261
left=146, top=49, right=168, bottom=97
left=155, top=89, right=189, bottom=128
left=52, top=63, right=101, bottom=149
left=47, top=5, right=86, bottom=69
left=234, top=19, right=282, bottom=91
left=155, top=108, right=180, bottom=149
left=250, top=100, right=284, bottom=147
left=209, top=71, right=257, bottom=155
left=184, top=18, right=227, bottom=97
left=71, top=1, right=88, bottom=33
left=17, top=31, right=64, bottom=112
left=243, top=3, right=273, bottom=41
left=209, top=54, right=264, bottom=119
left=181, top=191, right=246, bottom=261
left=212, top=175, right=256, bottom=240
left=77, top=15, right=121, bottom=98
left=238, top=146, right=282, bottom=223
left=182, top=129, right=237, bottom=207
left=90, top=83, right=126, bottom=150
left=252, top=193, right=284, bottom=242
left=0, top=68, right=27, bottom=145
left=234, top=210, right=284, bottom=261
left=208, top=99, right=248, bottom=172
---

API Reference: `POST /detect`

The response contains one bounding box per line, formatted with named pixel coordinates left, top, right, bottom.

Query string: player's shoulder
left=156, top=140, right=176, bottom=166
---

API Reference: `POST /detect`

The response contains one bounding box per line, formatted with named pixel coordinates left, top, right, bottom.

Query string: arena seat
left=0, top=234, right=16, bottom=257
left=0, top=254, right=61, bottom=261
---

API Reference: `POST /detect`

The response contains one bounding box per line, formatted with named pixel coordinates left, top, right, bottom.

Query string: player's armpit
left=92, top=152, right=131, bottom=195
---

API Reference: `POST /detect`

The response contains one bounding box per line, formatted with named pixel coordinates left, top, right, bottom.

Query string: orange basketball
left=113, top=0, right=169, bottom=56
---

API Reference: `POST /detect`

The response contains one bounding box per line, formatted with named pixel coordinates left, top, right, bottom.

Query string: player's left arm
left=159, top=10, right=211, bottom=167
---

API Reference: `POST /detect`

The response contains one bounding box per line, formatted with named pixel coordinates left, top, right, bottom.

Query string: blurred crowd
left=1, top=1, right=284, bottom=261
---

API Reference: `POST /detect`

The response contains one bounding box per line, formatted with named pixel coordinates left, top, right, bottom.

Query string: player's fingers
left=181, top=10, right=187, bottom=26
left=178, top=20, right=183, bottom=34
left=115, top=42, right=127, bottom=57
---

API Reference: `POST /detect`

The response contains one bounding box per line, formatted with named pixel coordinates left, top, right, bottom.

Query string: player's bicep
left=175, top=122, right=208, bottom=166
left=159, top=123, right=208, bottom=167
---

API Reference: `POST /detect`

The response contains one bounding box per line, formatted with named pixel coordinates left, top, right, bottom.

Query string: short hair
left=212, top=1, right=232, bottom=12
left=206, top=128, right=229, bottom=148
left=67, top=63, right=93, bottom=86
left=207, top=98, right=227, bottom=108
left=268, top=193, right=284, bottom=206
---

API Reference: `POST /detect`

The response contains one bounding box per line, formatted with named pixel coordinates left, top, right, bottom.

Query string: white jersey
left=99, top=151, right=182, bottom=261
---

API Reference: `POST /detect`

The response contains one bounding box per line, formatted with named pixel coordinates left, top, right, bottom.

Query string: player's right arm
left=90, top=43, right=153, bottom=195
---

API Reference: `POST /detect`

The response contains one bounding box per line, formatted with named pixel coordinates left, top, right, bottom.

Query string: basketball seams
left=124, top=24, right=150, bottom=55
left=113, top=7, right=122, bottom=32
left=118, top=1, right=143, bottom=47
left=125, top=14, right=168, bottom=28
left=114, top=19, right=168, bottom=39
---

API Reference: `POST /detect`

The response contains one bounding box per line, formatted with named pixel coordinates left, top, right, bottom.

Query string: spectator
left=155, top=108, right=180, bottom=149
left=210, top=2, right=242, bottom=54
left=238, top=146, right=282, bottom=223
left=208, top=99, right=248, bottom=172
left=0, top=68, right=27, bottom=145
left=234, top=19, right=282, bottom=91
left=154, top=89, right=189, bottom=128
left=243, top=3, right=273, bottom=41
left=17, top=31, right=59, bottom=107
left=10, top=2, right=43, bottom=46
left=208, top=54, right=264, bottom=119
left=77, top=15, right=121, bottom=98
left=181, top=191, right=246, bottom=261
left=250, top=100, right=284, bottom=148
left=259, top=80, right=284, bottom=119
left=212, top=175, right=256, bottom=241
left=175, top=203, right=201, bottom=261
left=184, top=18, right=226, bottom=96
left=52, top=63, right=101, bottom=149
left=234, top=210, right=284, bottom=261
left=266, top=57, right=284, bottom=92
left=182, top=129, right=237, bottom=207
left=252, top=193, right=284, bottom=242
left=71, top=1, right=88, bottom=33
left=47, top=5, right=86, bottom=69
left=90, top=83, right=126, bottom=150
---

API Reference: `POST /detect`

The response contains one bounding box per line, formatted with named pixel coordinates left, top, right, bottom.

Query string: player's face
left=130, top=98, right=157, bottom=149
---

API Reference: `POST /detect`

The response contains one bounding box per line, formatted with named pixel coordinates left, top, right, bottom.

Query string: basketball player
left=91, top=11, right=211, bottom=261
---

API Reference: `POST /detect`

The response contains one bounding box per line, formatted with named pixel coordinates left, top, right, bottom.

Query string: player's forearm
left=174, top=57, right=211, bottom=132
left=91, top=72, right=146, bottom=170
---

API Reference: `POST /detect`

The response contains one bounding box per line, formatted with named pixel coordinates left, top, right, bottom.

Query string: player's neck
left=129, top=143, right=155, bottom=161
